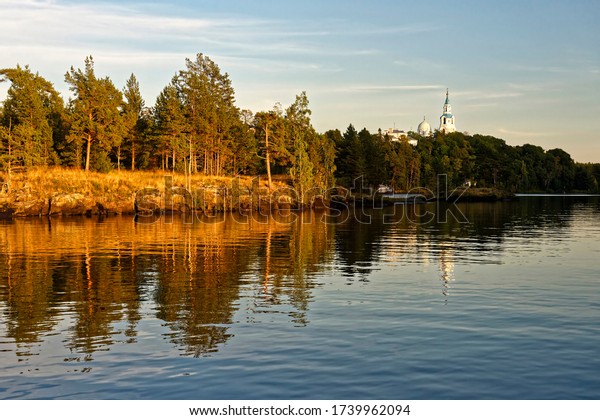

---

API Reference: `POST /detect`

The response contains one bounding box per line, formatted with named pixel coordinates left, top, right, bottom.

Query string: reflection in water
left=1, top=196, right=600, bottom=399
left=0, top=198, right=589, bottom=360
left=439, top=246, right=455, bottom=297
left=0, top=213, right=335, bottom=359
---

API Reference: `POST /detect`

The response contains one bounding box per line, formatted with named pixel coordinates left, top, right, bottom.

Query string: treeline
left=325, top=125, right=600, bottom=192
left=329, top=126, right=600, bottom=193
left=1, top=53, right=599, bottom=194
left=0, top=54, right=334, bottom=201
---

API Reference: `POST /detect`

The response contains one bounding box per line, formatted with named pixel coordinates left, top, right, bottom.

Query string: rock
left=134, top=188, right=162, bottom=215
left=13, top=199, right=47, bottom=216
left=49, top=193, right=92, bottom=215
left=0, top=200, right=15, bottom=219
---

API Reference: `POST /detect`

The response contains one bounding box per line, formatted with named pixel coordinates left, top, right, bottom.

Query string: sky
left=1, top=0, right=599, bottom=162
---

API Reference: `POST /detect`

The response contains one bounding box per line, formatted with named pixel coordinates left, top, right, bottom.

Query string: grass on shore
left=1, top=167, right=288, bottom=211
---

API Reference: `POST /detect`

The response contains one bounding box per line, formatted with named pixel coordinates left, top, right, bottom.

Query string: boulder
left=49, top=193, right=92, bottom=215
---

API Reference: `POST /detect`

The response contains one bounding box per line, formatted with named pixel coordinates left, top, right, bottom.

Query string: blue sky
left=1, top=0, right=599, bottom=161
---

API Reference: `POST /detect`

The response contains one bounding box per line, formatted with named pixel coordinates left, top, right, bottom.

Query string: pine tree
left=0, top=65, right=64, bottom=168
left=122, top=73, right=145, bottom=171
left=173, top=53, right=239, bottom=176
left=153, top=83, right=186, bottom=171
left=65, top=56, right=124, bottom=172
left=285, top=92, right=317, bottom=202
left=228, top=111, right=258, bottom=175
left=341, top=124, right=367, bottom=182
left=254, top=104, right=287, bottom=189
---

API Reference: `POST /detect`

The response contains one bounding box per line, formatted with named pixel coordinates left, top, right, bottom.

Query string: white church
left=388, top=89, right=456, bottom=141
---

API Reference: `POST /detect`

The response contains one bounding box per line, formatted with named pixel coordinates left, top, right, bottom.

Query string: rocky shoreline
left=0, top=169, right=304, bottom=219
left=0, top=169, right=516, bottom=219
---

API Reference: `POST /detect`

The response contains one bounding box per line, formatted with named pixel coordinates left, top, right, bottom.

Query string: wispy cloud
left=335, top=84, right=443, bottom=93
left=507, top=64, right=574, bottom=74
left=497, top=128, right=554, bottom=138
left=1, top=0, right=389, bottom=86
left=452, top=90, right=523, bottom=100
left=1, top=1, right=269, bottom=48
left=392, top=58, right=446, bottom=70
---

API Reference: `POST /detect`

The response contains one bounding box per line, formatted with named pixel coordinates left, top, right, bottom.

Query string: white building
left=417, top=116, right=431, bottom=136
left=384, top=89, right=456, bottom=144
left=385, top=128, right=408, bottom=141
left=385, top=128, right=418, bottom=146
left=439, top=89, right=456, bottom=134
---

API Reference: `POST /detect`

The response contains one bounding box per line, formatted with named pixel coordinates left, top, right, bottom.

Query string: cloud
left=335, top=84, right=443, bottom=93
left=0, top=0, right=387, bottom=86
left=462, top=102, right=499, bottom=109
left=1, top=1, right=269, bottom=48
left=392, top=58, right=446, bottom=70
left=497, top=128, right=554, bottom=138
left=452, top=90, right=523, bottom=100
left=507, top=64, right=575, bottom=74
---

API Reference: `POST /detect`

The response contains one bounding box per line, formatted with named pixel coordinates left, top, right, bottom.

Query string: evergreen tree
left=341, top=124, right=367, bottom=183
left=360, top=128, right=387, bottom=187
left=285, top=92, right=314, bottom=201
left=121, top=73, right=145, bottom=170
left=0, top=65, right=64, bottom=168
left=65, top=56, right=124, bottom=171
left=153, top=84, right=186, bottom=171
left=254, top=104, right=288, bottom=189
left=546, top=148, right=575, bottom=192
left=173, top=53, right=239, bottom=176
left=228, top=111, right=258, bottom=175
left=308, top=131, right=336, bottom=193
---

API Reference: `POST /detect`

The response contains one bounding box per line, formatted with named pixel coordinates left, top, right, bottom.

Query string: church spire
left=439, top=89, right=456, bottom=134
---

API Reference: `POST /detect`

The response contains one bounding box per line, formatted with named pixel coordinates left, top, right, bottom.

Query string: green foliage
left=65, top=56, right=124, bottom=171
left=1, top=53, right=599, bottom=198
left=333, top=129, right=594, bottom=194
left=254, top=104, right=288, bottom=178
left=574, top=163, right=598, bottom=192
left=121, top=73, right=145, bottom=170
left=228, top=113, right=258, bottom=175
left=286, top=92, right=316, bottom=200
left=335, top=124, right=363, bottom=184
left=153, top=84, right=186, bottom=171
left=172, top=53, right=239, bottom=176
left=0, top=65, right=63, bottom=168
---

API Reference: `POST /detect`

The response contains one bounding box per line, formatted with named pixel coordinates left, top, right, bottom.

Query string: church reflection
left=439, top=246, right=455, bottom=297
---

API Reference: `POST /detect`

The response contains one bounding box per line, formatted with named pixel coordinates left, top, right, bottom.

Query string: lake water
left=1, top=196, right=599, bottom=399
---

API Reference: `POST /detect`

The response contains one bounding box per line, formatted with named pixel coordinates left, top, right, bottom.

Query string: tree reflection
left=0, top=212, right=335, bottom=359
left=0, top=197, right=593, bottom=362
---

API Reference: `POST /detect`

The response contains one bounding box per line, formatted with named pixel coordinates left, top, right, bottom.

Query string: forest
left=1, top=53, right=599, bottom=195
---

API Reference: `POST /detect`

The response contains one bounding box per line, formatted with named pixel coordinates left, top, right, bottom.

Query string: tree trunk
left=7, top=118, right=12, bottom=174
left=131, top=141, right=135, bottom=171
left=265, top=124, right=272, bottom=190
left=85, top=133, right=92, bottom=172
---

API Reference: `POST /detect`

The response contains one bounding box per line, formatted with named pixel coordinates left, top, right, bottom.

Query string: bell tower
left=439, top=89, right=456, bottom=134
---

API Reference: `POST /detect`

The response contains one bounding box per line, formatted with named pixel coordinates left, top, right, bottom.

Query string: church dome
left=418, top=117, right=430, bottom=134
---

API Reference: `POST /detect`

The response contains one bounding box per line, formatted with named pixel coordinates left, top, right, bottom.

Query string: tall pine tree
left=65, top=56, right=123, bottom=171
left=122, top=73, right=145, bottom=170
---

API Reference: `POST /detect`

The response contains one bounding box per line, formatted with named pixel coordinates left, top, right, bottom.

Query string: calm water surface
left=1, top=197, right=599, bottom=399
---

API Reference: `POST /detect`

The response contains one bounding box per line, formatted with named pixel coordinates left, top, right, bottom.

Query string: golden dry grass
left=5, top=167, right=284, bottom=196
